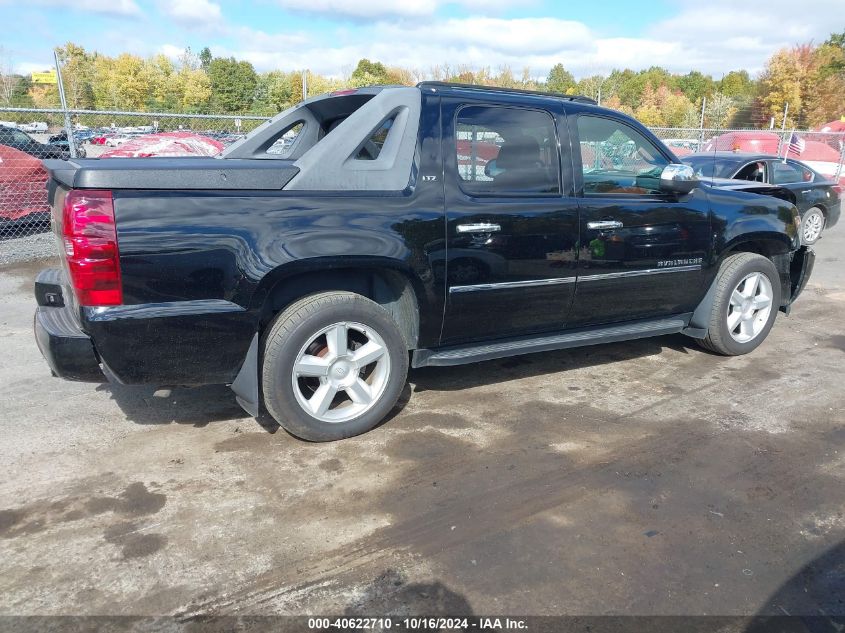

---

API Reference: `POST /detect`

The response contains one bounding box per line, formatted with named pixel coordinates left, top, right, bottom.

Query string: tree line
left=1, top=31, right=842, bottom=129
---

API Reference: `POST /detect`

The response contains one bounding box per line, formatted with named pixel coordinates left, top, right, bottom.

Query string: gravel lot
left=0, top=226, right=842, bottom=619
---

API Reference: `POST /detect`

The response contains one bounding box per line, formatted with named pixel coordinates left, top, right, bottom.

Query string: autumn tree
left=56, top=43, right=95, bottom=109
left=803, top=33, right=845, bottom=126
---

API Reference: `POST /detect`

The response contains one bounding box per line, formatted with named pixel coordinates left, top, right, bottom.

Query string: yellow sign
left=31, top=71, right=58, bottom=85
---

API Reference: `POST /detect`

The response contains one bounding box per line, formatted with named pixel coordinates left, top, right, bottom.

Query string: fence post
left=776, top=103, right=789, bottom=157
left=836, top=136, right=845, bottom=182
left=53, top=49, right=77, bottom=159
left=697, top=97, right=706, bottom=151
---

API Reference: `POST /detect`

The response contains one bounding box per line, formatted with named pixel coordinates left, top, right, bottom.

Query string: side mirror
left=660, top=163, right=698, bottom=194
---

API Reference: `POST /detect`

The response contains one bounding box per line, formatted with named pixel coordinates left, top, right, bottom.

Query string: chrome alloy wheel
left=802, top=209, right=824, bottom=244
left=291, top=321, right=391, bottom=423
left=727, top=272, right=774, bottom=343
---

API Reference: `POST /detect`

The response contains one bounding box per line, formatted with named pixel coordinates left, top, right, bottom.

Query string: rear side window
left=771, top=161, right=804, bottom=184
left=456, top=106, right=560, bottom=196
left=577, top=115, right=669, bottom=195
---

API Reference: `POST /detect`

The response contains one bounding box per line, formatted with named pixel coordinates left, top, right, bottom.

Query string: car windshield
left=682, top=156, right=742, bottom=179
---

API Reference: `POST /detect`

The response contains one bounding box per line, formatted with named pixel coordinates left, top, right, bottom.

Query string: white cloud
left=22, top=0, right=142, bottom=17
left=277, top=0, right=438, bottom=18
left=158, top=0, right=223, bottom=27
left=275, top=0, right=533, bottom=19
left=226, top=0, right=840, bottom=80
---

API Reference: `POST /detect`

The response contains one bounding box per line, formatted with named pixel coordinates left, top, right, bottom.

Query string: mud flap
left=683, top=275, right=719, bottom=339
left=231, top=333, right=259, bottom=417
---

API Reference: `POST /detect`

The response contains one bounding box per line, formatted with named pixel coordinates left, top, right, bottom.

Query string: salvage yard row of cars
left=1, top=108, right=843, bottom=240
left=0, top=124, right=245, bottom=230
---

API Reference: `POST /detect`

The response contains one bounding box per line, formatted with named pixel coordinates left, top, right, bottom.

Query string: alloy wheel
left=290, top=321, right=391, bottom=423
left=727, top=272, right=774, bottom=343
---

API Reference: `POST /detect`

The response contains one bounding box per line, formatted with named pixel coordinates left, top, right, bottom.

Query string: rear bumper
left=33, top=269, right=105, bottom=382
left=826, top=199, right=841, bottom=230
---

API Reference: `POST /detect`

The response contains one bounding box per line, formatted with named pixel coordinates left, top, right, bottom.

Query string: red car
left=0, top=144, right=49, bottom=228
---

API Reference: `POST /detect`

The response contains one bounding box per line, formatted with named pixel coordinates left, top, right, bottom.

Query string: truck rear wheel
left=698, top=253, right=782, bottom=356
left=262, top=291, right=408, bottom=441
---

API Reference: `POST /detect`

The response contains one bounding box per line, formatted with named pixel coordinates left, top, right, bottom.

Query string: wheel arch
left=688, top=240, right=792, bottom=336
left=252, top=258, right=424, bottom=351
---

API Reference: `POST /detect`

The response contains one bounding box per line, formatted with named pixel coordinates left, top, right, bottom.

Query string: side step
left=412, top=316, right=689, bottom=368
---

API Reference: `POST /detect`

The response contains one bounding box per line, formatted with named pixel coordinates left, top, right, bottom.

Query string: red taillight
left=62, top=189, right=122, bottom=306
left=330, top=89, right=358, bottom=96
left=833, top=184, right=843, bottom=196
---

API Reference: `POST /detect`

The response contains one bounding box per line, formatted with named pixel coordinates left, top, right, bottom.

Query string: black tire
left=262, top=291, right=409, bottom=442
left=698, top=252, right=782, bottom=356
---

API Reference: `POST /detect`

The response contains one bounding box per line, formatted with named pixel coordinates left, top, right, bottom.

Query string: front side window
left=734, top=161, right=767, bottom=182
left=577, top=115, right=669, bottom=195
left=456, top=106, right=560, bottom=196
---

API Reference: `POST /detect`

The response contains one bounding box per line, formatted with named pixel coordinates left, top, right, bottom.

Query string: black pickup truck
left=35, top=83, right=814, bottom=441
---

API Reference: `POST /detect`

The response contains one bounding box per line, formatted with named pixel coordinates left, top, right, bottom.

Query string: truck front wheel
left=262, top=291, right=409, bottom=441
left=698, top=253, right=782, bottom=356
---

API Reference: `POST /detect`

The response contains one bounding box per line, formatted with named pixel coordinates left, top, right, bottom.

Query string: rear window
left=354, top=115, right=395, bottom=161
left=266, top=122, right=304, bottom=157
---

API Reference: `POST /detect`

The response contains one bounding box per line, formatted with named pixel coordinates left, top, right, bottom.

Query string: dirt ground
left=0, top=226, right=842, bottom=619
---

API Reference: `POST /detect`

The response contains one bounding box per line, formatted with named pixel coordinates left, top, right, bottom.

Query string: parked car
left=47, top=131, right=88, bottom=158
left=99, top=132, right=223, bottom=158
left=0, top=144, right=49, bottom=230
left=104, top=135, right=133, bottom=148
left=19, top=121, right=49, bottom=134
left=35, top=83, right=813, bottom=442
left=683, top=152, right=841, bottom=244
left=0, top=125, right=68, bottom=159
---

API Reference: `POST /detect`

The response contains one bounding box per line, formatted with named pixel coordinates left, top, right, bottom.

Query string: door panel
left=439, top=99, right=579, bottom=344
left=569, top=113, right=711, bottom=326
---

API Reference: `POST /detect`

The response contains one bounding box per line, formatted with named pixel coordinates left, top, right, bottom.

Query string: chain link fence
left=1, top=106, right=844, bottom=264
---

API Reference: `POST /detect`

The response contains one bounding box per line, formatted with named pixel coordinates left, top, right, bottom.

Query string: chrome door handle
left=587, top=220, right=624, bottom=230
left=456, top=223, right=501, bottom=234
left=801, top=190, right=812, bottom=195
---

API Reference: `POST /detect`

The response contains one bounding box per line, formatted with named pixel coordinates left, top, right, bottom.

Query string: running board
left=412, top=316, right=690, bottom=368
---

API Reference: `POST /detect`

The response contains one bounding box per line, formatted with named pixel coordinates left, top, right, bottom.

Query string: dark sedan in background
left=683, top=152, right=841, bottom=244
left=0, top=125, right=70, bottom=160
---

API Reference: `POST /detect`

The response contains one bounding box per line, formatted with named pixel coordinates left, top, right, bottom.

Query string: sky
left=0, top=0, right=842, bottom=80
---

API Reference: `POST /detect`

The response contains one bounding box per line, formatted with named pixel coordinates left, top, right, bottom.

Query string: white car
left=105, top=135, right=133, bottom=147
left=19, top=122, right=49, bottom=133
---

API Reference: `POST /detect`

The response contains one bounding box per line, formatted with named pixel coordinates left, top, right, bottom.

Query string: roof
left=685, top=151, right=781, bottom=161
left=417, top=81, right=597, bottom=105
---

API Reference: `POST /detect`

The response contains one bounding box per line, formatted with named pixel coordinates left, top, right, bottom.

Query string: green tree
left=676, top=70, right=714, bottom=103
left=207, top=57, right=257, bottom=113
left=350, top=59, right=392, bottom=86
left=199, top=47, right=212, bottom=72
left=704, top=91, right=736, bottom=128
left=546, top=63, right=575, bottom=94
left=10, top=75, right=34, bottom=107
left=719, top=70, right=754, bottom=99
